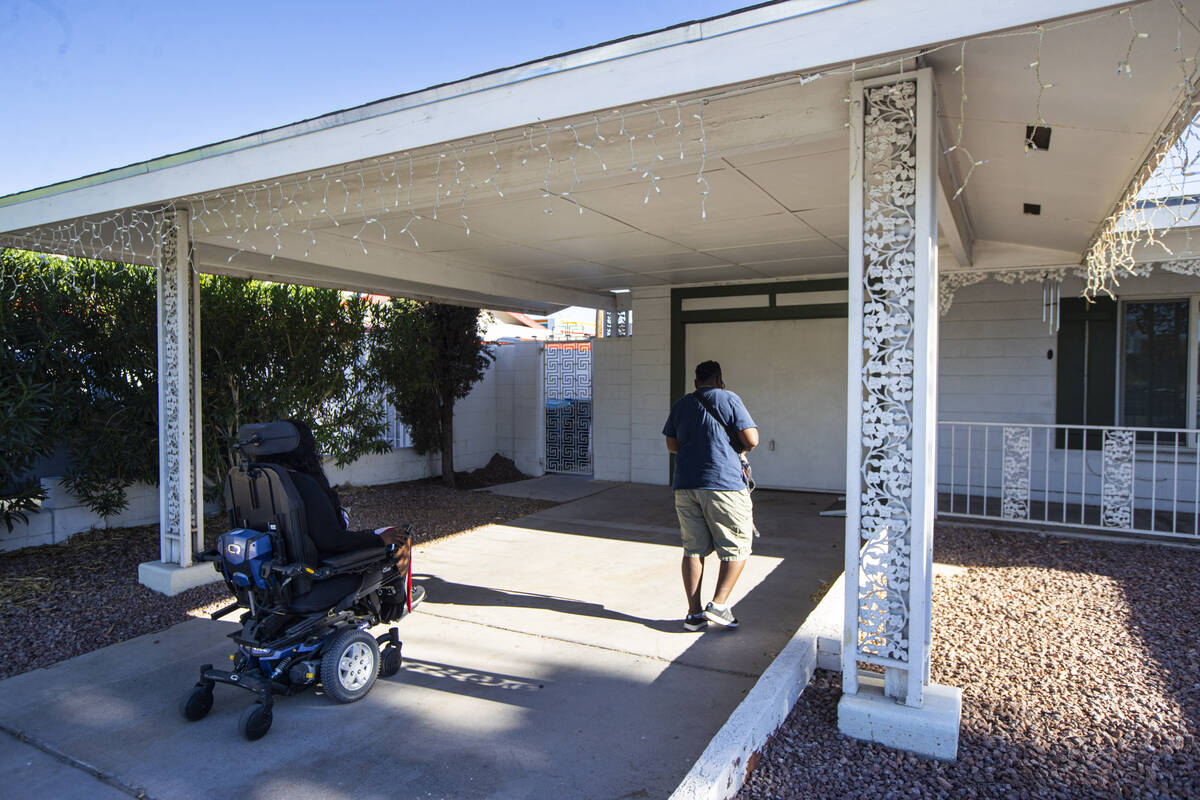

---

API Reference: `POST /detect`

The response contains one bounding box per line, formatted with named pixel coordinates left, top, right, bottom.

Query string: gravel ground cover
left=739, top=525, right=1200, bottom=800
left=0, top=458, right=552, bottom=681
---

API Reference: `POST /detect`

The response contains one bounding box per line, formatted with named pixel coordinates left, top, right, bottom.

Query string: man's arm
left=666, top=436, right=680, bottom=454
left=738, top=427, right=759, bottom=452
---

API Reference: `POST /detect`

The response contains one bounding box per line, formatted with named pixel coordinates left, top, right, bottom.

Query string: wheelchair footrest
left=201, top=666, right=282, bottom=705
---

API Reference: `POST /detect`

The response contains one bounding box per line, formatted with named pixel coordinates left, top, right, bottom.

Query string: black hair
left=695, top=360, right=722, bottom=383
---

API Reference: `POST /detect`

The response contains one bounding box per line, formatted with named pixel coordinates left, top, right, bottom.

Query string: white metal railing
left=937, top=421, right=1200, bottom=538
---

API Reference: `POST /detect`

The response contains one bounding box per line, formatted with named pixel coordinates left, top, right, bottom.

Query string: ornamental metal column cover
left=842, top=69, right=939, bottom=709
left=156, top=209, right=204, bottom=567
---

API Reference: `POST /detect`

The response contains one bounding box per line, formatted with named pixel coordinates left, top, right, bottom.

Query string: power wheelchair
left=179, top=421, right=423, bottom=740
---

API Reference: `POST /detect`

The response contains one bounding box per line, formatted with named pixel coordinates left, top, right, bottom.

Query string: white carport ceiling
left=187, top=0, right=1200, bottom=294
left=0, top=0, right=1193, bottom=308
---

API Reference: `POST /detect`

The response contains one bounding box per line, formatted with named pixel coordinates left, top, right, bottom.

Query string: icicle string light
left=944, top=40, right=987, bottom=198
left=1083, top=0, right=1200, bottom=297
left=4, top=2, right=1200, bottom=301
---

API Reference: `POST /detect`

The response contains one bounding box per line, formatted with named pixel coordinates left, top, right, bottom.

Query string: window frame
left=1114, top=293, right=1200, bottom=447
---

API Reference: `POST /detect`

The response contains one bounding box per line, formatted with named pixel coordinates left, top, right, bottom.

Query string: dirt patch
left=417, top=453, right=532, bottom=491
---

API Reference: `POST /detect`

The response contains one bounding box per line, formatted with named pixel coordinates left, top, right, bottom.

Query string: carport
left=3, top=0, right=1197, bottom=759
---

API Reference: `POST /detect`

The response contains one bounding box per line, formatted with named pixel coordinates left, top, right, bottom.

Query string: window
left=385, top=404, right=413, bottom=449
left=1056, top=297, right=1116, bottom=447
left=1122, top=300, right=1190, bottom=429
left=1056, top=295, right=1199, bottom=444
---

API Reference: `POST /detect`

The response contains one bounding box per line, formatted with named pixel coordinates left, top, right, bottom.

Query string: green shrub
left=367, top=299, right=494, bottom=488
left=0, top=249, right=389, bottom=520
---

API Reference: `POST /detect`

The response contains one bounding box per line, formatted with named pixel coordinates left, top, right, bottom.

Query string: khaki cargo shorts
left=674, top=488, right=754, bottom=561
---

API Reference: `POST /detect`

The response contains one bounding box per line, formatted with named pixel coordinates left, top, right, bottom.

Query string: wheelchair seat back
left=224, top=460, right=320, bottom=598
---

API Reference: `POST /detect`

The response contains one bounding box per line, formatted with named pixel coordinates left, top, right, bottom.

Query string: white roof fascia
left=0, top=0, right=1125, bottom=234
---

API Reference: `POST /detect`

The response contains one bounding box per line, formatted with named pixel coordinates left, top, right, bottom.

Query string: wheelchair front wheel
left=180, top=685, right=214, bottom=721
left=238, top=702, right=272, bottom=741
left=321, top=628, right=379, bottom=703
left=380, top=645, right=402, bottom=678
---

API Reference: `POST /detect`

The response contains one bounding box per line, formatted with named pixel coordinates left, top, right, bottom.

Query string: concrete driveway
left=0, top=481, right=843, bottom=799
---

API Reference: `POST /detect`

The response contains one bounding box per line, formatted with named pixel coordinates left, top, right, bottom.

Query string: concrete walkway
left=0, top=482, right=843, bottom=800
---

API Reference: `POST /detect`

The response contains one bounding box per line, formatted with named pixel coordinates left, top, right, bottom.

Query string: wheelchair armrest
left=320, top=546, right=388, bottom=573
left=269, top=561, right=317, bottom=579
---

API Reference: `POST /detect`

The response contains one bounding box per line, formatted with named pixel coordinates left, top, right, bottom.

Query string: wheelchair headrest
left=235, top=421, right=301, bottom=460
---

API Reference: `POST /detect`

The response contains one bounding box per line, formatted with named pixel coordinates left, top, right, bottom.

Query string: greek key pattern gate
left=544, top=342, right=592, bottom=474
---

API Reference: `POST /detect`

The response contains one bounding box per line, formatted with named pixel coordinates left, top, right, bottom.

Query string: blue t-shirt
left=662, top=387, right=756, bottom=490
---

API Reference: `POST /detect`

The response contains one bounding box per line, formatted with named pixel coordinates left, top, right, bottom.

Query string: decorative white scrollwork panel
left=601, top=310, right=632, bottom=338
left=1101, top=429, right=1135, bottom=529
left=1001, top=426, right=1032, bottom=520
left=157, top=212, right=184, bottom=552
left=855, top=79, right=918, bottom=666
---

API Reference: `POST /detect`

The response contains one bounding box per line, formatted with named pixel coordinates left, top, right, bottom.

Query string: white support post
left=838, top=68, right=961, bottom=760
left=139, top=208, right=218, bottom=595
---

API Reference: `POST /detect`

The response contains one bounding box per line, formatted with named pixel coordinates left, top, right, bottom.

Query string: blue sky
left=0, top=0, right=746, bottom=197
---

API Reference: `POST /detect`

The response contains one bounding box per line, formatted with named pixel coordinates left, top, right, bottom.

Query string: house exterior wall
left=938, top=278, right=1060, bottom=424
left=937, top=272, right=1200, bottom=515
left=593, top=337, right=633, bottom=481
left=17, top=269, right=1199, bottom=553
left=630, top=287, right=672, bottom=485
left=939, top=270, right=1200, bottom=421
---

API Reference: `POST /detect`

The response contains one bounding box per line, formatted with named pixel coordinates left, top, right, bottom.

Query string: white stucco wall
left=493, top=341, right=546, bottom=477
left=593, top=337, right=633, bottom=481
left=630, top=287, right=672, bottom=485
left=325, top=359, right=501, bottom=488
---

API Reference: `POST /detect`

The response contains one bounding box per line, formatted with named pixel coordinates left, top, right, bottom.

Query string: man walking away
left=663, top=360, right=759, bottom=631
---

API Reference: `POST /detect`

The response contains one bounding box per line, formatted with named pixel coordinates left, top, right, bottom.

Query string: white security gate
left=544, top=342, right=592, bottom=475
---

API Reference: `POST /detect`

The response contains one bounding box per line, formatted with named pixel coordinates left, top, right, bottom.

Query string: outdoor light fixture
left=1025, top=125, right=1052, bottom=151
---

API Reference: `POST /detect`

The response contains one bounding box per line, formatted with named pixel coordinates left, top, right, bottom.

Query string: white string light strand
left=3, top=3, right=1198, bottom=301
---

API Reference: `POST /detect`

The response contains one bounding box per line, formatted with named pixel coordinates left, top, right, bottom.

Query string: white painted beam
left=936, top=139, right=974, bottom=267
left=0, top=0, right=1126, bottom=234
left=193, top=231, right=622, bottom=311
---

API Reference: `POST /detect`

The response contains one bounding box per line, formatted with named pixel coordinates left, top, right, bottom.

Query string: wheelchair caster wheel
left=180, top=685, right=214, bottom=721
left=238, top=703, right=273, bottom=741
left=380, top=645, right=402, bottom=678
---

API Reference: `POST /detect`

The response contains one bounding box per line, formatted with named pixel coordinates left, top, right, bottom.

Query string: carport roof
left=0, top=0, right=1189, bottom=311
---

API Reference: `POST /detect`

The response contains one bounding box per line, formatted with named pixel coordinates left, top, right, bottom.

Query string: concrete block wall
left=324, top=447, right=437, bottom=487
left=450, top=363, right=501, bottom=472
left=630, top=287, right=672, bottom=485
left=493, top=343, right=518, bottom=461
left=491, top=341, right=545, bottom=477
left=0, top=478, right=161, bottom=552
left=330, top=351, right=507, bottom=488
left=512, top=342, right=547, bottom=477
left=592, top=337, right=632, bottom=481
